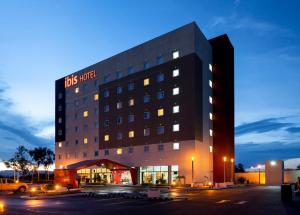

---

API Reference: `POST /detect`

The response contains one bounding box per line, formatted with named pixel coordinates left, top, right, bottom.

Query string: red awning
left=66, top=159, right=132, bottom=171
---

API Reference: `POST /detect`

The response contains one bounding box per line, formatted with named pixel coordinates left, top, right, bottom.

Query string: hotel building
left=54, top=22, right=234, bottom=186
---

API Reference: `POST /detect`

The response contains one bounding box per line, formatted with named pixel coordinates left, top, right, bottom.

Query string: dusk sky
left=0, top=0, right=299, bottom=168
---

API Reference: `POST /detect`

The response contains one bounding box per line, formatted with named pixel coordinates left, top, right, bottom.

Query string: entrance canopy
left=66, top=159, right=133, bottom=171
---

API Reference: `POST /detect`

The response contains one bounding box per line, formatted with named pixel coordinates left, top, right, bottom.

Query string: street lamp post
left=223, top=156, right=227, bottom=183
left=257, top=165, right=262, bottom=185
left=230, top=158, right=234, bottom=182
left=191, top=156, right=194, bottom=186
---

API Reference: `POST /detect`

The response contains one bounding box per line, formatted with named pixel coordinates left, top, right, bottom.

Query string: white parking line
left=216, top=199, right=231, bottom=204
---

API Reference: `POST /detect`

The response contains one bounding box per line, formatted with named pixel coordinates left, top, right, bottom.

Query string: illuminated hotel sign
left=64, top=70, right=96, bottom=88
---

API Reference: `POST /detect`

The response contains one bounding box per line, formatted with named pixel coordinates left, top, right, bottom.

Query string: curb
left=20, top=192, right=86, bottom=199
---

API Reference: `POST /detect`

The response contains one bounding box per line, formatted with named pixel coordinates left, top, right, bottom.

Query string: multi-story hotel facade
left=54, top=22, right=234, bottom=186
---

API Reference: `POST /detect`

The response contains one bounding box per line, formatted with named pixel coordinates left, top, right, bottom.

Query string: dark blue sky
left=0, top=0, right=299, bottom=167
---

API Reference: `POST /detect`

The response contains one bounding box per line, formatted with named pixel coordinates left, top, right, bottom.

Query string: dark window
left=156, top=73, right=164, bottom=82
left=144, top=95, right=150, bottom=103
left=144, top=128, right=150, bottom=136
left=117, top=116, right=123, bottom=125
left=157, top=56, right=164, bottom=65
left=104, top=120, right=110, bottom=127
left=83, top=83, right=88, bottom=92
left=128, top=147, right=134, bottom=153
left=104, top=75, right=109, bottom=83
left=117, top=132, right=123, bottom=140
left=144, top=61, right=150, bottom=70
left=104, top=105, right=109, bottom=112
left=157, top=126, right=165, bottom=135
left=104, top=149, right=109, bottom=156
left=83, top=152, right=87, bottom=158
left=128, top=114, right=135, bottom=123
left=74, top=100, right=79, bottom=107
left=117, top=86, right=123, bottom=94
left=158, top=144, right=164, bottom=151
left=58, top=105, right=62, bottom=111
left=157, top=91, right=165, bottom=100
left=95, top=107, right=99, bottom=115
left=74, top=113, right=78, bottom=119
left=116, top=71, right=123, bottom=79
left=104, top=89, right=110, bottom=97
left=75, top=126, right=79, bottom=132
left=128, top=82, right=135, bottom=91
left=58, top=92, right=63, bottom=99
left=94, top=122, right=99, bottom=128
left=94, top=79, right=100, bottom=87
left=83, top=124, right=88, bottom=131
left=58, top=129, right=62, bottom=135
left=83, top=97, right=87, bottom=104
left=94, top=151, right=99, bottom=156
left=128, top=67, right=134, bottom=75
left=94, top=136, right=98, bottom=143
left=144, top=111, right=150, bottom=119
left=75, top=139, right=79, bottom=145
left=144, top=145, right=149, bottom=152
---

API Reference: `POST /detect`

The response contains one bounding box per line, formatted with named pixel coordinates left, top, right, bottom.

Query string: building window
left=157, top=56, right=164, bottom=65
left=74, top=100, right=79, bottom=107
left=58, top=117, right=62, bottom=123
left=172, top=50, right=179, bottom=59
left=83, top=96, right=88, bottom=104
left=209, top=146, right=213, bottom=153
left=103, top=75, right=109, bottom=83
left=117, top=101, right=122, bottom=109
left=158, top=144, right=164, bottom=151
left=128, top=147, right=134, bottom=154
left=209, top=80, right=213, bottom=88
left=75, top=126, right=79, bottom=132
left=157, top=108, right=164, bottom=117
left=104, top=120, right=110, bottom=127
left=128, top=130, right=135, bottom=138
left=104, top=89, right=109, bottom=97
left=128, top=82, right=135, bottom=91
left=117, top=116, right=123, bottom=125
left=144, top=61, right=150, bottom=70
left=128, top=99, right=134, bottom=106
left=94, top=136, right=98, bottom=143
left=173, top=87, right=180, bottom=95
left=144, top=145, right=149, bottom=152
left=75, top=87, right=79, bottom=94
left=116, top=71, right=123, bottom=79
left=104, top=104, right=109, bottom=112
left=157, top=126, right=165, bottom=135
left=94, top=121, right=99, bottom=128
left=209, top=129, right=213, bottom=137
left=209, top=64, right=213, bottom=72
left=104, top=149, right=109, bottom=156
left=144, top=128, right=150, bottom=136
left=83, top=152, right=87, bottom=158
left=84, top=138, right=88, bottom=144
left=117, top=132, right=123, bottom=140
left=173, top=142, right=180, bottom=150
left=58, top=105, right=62, bottom=111
left=144, top=78, right=150, bottom=86
left=58, top=92, right=63, bottom=99
left=144, top=95, right=150, bottom=103
left=94, top=79, right=100, bottom=87
left=128, top=114, right=135, bottom=123
left=95, top=107, right=99, bottom=115
left=144, top=111, right=150, bottom=119
left=104, top=134, right=109, bottom=141
left=58, top=142, right=62, bottom=148
left=83, top=111, right=88, bottom=117
left=209, top=96, right=213, bottom=104
left=58, top=129, right=62, bottom=136
left=156, top=73, right=164, bottom=82
left=117, top=86, right=123, bottom=94
left=94, top=93, right=99, bottom=101
left=209, top=113, right=213, bottom=120
left=157, top=91, right=164, bottom=100
left=173, top=124, right=180, bottom=132
left=173, top=68, right=179, bottom=77
left=75, top=139, right=79, bottom=145
left=94, top=151, right=99, bottom=157
left=128, top=67, right=134, bottom=75
left=83, top=124, right=88, bottom=131
left=74, top=113, right=78, bottom=120
left=173, top=105, right=180, bottom=113
left=117, top=148, right=123, bottom=155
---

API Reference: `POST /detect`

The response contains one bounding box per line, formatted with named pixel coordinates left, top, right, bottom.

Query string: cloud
left=286, top=127, right=300, bottom=134
left=235, top=117, right=292, bottom=136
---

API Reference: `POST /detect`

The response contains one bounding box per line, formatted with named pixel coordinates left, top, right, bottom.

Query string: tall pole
left=223, top=157, right=227, bottom=183
left=191, top=157, right=194, bottom=185
left=257, top=164, right=262, bottom=185
left=230, top=158, right=234, bottom=182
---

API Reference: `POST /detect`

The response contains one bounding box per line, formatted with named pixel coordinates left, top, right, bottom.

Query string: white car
left=0, top=178, right=28, bottom=192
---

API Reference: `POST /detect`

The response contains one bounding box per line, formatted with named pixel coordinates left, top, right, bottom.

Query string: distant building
left=54, top=22, right=234, bottom=186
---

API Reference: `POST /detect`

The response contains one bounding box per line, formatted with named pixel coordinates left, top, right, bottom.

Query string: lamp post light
left=191, top=156, right=194, bottom=186
left=223, top=156, right=227, bottom=183
left=257, top=164, right=262, bottom=185
left=230, top=158, right=234, bottom=182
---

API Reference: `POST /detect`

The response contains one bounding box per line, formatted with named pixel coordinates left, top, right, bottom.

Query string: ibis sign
left=64, top=70, right=96, bottom=88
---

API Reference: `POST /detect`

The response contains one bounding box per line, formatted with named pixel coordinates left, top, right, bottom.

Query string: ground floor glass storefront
left=139, top=165, right=179, bottom=185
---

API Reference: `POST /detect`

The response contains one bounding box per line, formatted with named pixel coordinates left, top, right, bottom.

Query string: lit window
left=173, top=142, right=180, bottom=150
left=128, top=99, right=134, bottom=106
left=209, top=80, right=213, bottom=88
left=144, top=78, right=150, bottom=86
left=58, top=142, right=62, bottom=148
left=209, top=129, right=213, bottom=137
left=173, top=69, right=179, bottom=77
left=117, top=86, right=123, bottom=94
left=117, top=101, right=122, bottom=109
left=173, top=50, right=179, bottom=59
left=84, top=138, right=88, bottom=144
left=75, top=87, right=79, bottom=94
left=94, top=94, right=99, bottom=101
left=173, top=124, right=180, bottom=132
left=129, top=130, right=135, bottom=138
left=157, top=126, right=165, bottom=135
left=157, top=108, right=164, bottom=116
left=144, top=95, right=150, bottom=103
left=104, top=134, right=109, bottom=141
left=144, top=128, right=150, bottom=136
left=173, top=105, right=180, bottom=113
left=83, top=111, right=88, bottom=117
left=209, top=64, right=213, bottom=72
left=209, top=146, right=213, bottom=153
left=117, top=148, right=123, bottom=155
left=209, top=96, right=213, bottom=104
left=209, top=113, right=213, bottom=120
left=173, top=87, right=179, bottom=95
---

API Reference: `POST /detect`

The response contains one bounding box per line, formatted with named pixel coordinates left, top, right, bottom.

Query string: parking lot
left=0, top=186, right=299, bottom=215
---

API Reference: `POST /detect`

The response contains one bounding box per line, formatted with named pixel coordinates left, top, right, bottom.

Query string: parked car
left=0, top=178, right=28, bottom=192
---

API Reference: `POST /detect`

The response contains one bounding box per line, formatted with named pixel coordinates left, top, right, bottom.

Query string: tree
left=43, top=148, right=55, bottom=181
left=235, top=163, right=245, bottom=173
left=29, top=147, right=47, bottom=182
left=4, top=146, right=31, bottom=178
left=297, top=164, right=300, bottom=170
